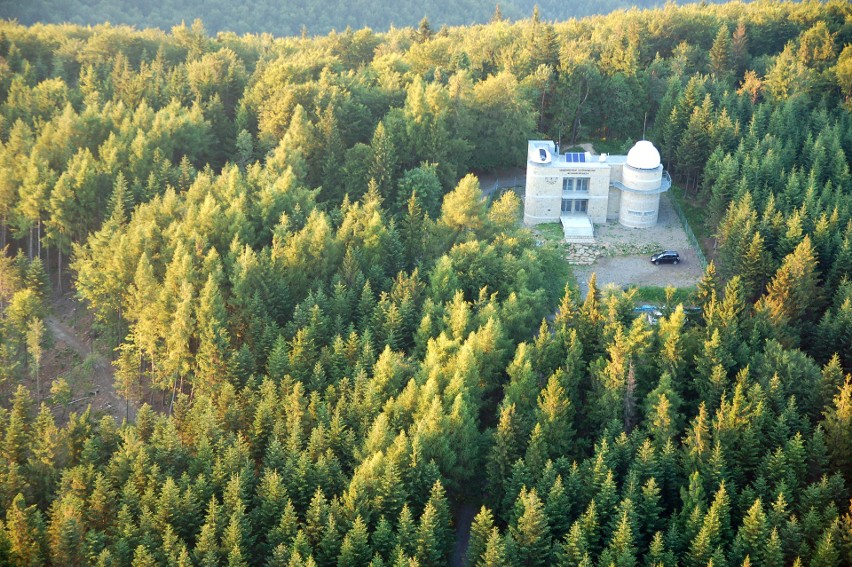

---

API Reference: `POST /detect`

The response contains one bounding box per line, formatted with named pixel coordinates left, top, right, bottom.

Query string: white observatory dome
left=626, top=140, right=661, bottom=170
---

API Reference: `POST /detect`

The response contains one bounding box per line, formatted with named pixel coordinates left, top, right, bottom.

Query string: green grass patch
left=629, top=285, right=696, bottom=306
left=669, top=184, right=709, bottom=242
left=534, top=223, right=565, bottom=242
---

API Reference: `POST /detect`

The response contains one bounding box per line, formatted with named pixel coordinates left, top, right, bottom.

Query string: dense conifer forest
left=0, top=0, right=730, bottom=37
left=0, top=1, right=852, bottom=565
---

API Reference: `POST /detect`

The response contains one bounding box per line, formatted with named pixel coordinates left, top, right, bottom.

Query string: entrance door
left=562, top=199, right=588, bottom=213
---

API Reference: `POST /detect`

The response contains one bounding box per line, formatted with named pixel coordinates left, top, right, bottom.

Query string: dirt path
left=46, top=313, right=135, bottom=422
left=451, top=502, right=478, bottom=567
left=47, top=316, right=92, bottom=359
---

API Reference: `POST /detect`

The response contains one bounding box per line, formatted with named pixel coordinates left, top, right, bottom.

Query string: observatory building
left=523, top=140, right=671, bottom=241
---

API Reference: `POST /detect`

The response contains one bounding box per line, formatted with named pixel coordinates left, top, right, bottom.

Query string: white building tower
left=615, top=141, right=668, bottom=228
left=523, top=139, right=670, bottom=241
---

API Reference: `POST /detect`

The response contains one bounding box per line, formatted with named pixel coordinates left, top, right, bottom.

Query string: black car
left=651, top=250, right=680, bottom=265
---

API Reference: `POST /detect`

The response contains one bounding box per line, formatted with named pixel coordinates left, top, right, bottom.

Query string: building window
left=563, top=177, right=589, bottom=192
left=562, top=199, right=589, bottom=213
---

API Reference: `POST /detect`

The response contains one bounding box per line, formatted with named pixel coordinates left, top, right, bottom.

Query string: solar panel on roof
left=565, top=152, right=586, bottom=163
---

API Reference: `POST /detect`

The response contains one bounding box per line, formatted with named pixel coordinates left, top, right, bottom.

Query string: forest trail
left=47, top=315, right=91, bottom=359
left=46, top=312, right=135, bottom=422
left=451, top=502, right=477, bottom=566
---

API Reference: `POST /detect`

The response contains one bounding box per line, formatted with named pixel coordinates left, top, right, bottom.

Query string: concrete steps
left=561, top=214, right=595, bottom=243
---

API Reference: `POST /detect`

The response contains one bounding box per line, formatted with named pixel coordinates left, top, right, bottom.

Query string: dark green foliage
left=0, top=3, right=850, bottom=567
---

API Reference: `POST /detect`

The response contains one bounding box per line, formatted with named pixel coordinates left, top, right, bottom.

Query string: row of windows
left=627, top=209, right=656, bottom=216
left=561, top=199, right=588, bottom=213
left=563, top=177, right=590, bottom=192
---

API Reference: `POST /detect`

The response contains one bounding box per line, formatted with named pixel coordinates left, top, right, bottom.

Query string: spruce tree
left=822, top=377, right=852, bottom=480
left=510, top=488, right=552, bottom=567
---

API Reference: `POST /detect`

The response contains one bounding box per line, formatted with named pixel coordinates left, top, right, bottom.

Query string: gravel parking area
left=572, top=192, right=706, bottom=297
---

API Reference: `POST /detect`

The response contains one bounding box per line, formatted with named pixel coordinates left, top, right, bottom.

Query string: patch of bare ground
left=40, top=291, right=137, bottom=423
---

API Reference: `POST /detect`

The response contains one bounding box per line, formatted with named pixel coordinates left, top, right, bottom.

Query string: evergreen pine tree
left=510, top=488, right=552, bottom=567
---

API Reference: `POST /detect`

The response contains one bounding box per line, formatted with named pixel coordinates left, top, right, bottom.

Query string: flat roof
left=527, top=140, right=626, bottom=168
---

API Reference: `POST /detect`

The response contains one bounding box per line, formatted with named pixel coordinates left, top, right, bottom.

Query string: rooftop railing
left=610, top=170, right=671, bottom=194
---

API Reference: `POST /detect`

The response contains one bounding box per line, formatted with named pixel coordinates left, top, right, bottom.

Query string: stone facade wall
left=524, top=162, right=611, bottom=225
left=606, top=162, right=624, bottom=220
left=606, top=186, right=621, bottom=220
left=586, top=167, right=610, bottom=223
left=618, top=164, right=663, bottom=228
left=622, top=163, right=663, bottom=191
left=523, top=142, right=666, bottom=231
left=523, top=166, right=562, bottom=224
left=619, top=191, right=661, bottom=228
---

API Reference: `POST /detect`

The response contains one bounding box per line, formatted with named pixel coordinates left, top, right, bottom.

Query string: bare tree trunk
left=57, top=245, right=62, bottom=293
left=570, top=117, right=580, bottom=147
left=569, top=80, right=591, bottom=146
left=131, top=349, right=144, bottom=422
left=169, top=376, right=178, bottom=415
left=36, top=219, right=41, bottom=259
left=115, top=305, right=122, bottom=356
